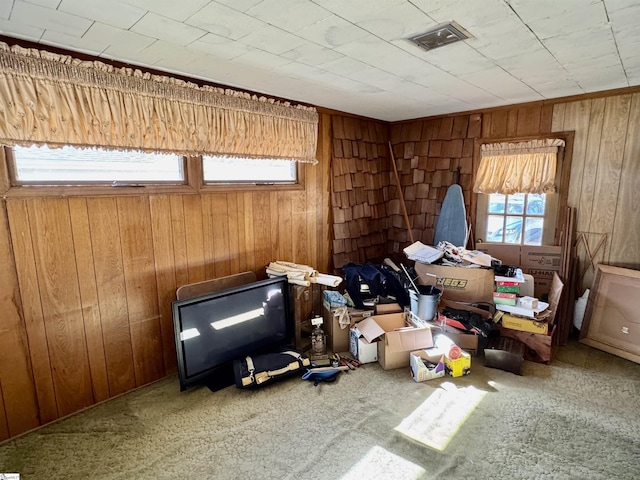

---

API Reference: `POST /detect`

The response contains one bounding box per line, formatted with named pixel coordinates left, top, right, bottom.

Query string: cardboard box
left=520, top=246, right=562, bottom=270
left=415, top=263, right=494, bottom=303
left=375, top=303, right=403, bottom=315
left=493, top=292, right=517, bottom=305
left=476, top=242, right=521, bottom=266
left=322, top=305, right=373, bottom=353
left=501, top=313, right=549, bottom=335
left=349, top=327, right=378, bottom=363
left=355, top=313, right=434, bottom=370
left=444, top=350, right=471, bottom=377
left=409, top=349, right=445, bottom=382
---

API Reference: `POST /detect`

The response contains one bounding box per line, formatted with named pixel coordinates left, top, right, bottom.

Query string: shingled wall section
left=330, top=112, right=482, bottom=270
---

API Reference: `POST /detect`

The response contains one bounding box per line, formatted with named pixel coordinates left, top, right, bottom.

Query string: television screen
left=172, top=277, right=291, bottom=391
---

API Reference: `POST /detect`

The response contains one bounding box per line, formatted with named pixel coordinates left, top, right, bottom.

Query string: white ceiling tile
left=609, top=4, right=640, bottom=32
left=137, top=40, right=202, bottom=70
left=413, top=0, right=514, bottom=29
left=400, top=41, right=496, bottom=75
left=238, top=24, right=308, bottom=55
left=130, top=12, right=206, bottom=47
left=543, top=26, right=617, bottom=63
left=185, top=2, right=265, bottom=41
left=123, top=0, right=209, bottom=22
left=213, top=0, right=263, bottom=13
left=312, top=0, right=407, bottom=24
left=0, top=1, right=12, bottom=19
left=577, top=76, right=628, bottom=91
left=59, top=0, right=146, bottom=30
left=281, top=43, right=344, bottom=67
left=508, top=0, right=601, bottom=23
left=527, top=2, right=609, bottom=40
left=0, top=17, right=44, bottom=41
left=11, top=0, right=92, bottom=37
left=41, top=28, right=108, bottom=55
left=319, top=56, right=372, bottom=76
left=246, top=0, right=331, bottom=33
left=295, top=15, right=369, bottom=48
left=87, top=22, right=157, bottom=57
left=22, top=0, right=61, bottom=8
left=232, top=49, right=293, bottom=71
left=186, top=33, right=251, bottom=60
left=604, top=0, right=639, bottom=12
left=355, top=3, right=436, bottom=41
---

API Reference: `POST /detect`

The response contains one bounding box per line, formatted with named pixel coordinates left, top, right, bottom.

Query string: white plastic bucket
left=409, top=285, right=442, bottom=322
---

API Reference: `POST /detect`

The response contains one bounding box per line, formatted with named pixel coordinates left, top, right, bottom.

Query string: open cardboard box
left=409, top=349, right=445, bottom=382
left=354, top=313, right=434, bottom=370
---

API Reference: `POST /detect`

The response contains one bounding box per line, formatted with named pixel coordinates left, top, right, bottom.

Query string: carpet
left=1, top=339, right=639, bottom=479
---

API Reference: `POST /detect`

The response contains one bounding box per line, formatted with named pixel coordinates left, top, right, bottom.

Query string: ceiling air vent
left=408, top=22, right=472, bottom=51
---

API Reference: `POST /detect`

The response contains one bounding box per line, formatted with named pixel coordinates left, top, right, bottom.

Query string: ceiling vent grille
left=408, top=22, right=472, bottom=51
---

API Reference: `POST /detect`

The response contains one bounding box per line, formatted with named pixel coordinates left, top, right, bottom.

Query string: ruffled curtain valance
left=473, top=138, right=565, bottom=194
left=0, top=42, right=318, bottom=163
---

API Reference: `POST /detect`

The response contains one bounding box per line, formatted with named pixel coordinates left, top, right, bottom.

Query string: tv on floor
left=172, top=277, right=292, bottom=391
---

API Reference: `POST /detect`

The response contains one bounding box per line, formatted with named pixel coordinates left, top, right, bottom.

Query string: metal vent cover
left=409, top=22, right=472, bottom=51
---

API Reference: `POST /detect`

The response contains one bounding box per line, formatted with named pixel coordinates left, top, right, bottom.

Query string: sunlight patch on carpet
left=395, top=384, right=487, bottom=451
left=339, top=446, right=425, bottom=480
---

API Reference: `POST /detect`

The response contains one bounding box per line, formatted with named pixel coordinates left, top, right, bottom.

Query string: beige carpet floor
left=1, top=339, right=639, bottom=480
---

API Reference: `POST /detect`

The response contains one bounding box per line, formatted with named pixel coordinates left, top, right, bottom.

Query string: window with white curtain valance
left=0, top=42, right=319, bottom=163
left=473, top=138, right=565, bottom=194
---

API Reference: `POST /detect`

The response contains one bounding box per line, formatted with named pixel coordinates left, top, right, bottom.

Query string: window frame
left=471, top=131, right=574, bottom=247
left=1, top=147, right=305, bottom=197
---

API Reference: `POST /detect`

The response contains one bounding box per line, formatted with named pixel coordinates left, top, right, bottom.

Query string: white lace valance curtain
left=473, top=138, right=565, bottom=194
left=0, top=42, right=318, bottom=163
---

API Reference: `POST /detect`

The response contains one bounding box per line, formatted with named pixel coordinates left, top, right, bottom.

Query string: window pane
left=506, top=193, right=525, bottom=214
left=487, top=215, right=523, bottom=243
left=203, top=156, right=296, bottom=183
left=13, top=145, right=183, bottom=182
left=526, top=194, right=546, bottom=215
left=524, top=217, right=544, bottom=245
left=488, top=194, right=505, bottom=213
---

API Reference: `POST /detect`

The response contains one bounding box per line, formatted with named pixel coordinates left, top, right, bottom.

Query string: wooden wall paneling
left=243, top=192, right=256, bottom=274
left=6, top=200, right=58, bottom=424
left=200, top=193, right=216, bottom=281
left=210, top=194, right=231, bottom=278
left=590, top=95, right=631, bottom=271
left=234, top=193, right=248, bottom=273
left=28, top=198, right=93, bottom=416
left=320, top=114, right=333, bottom=273
left=149, top=195, right=178, bottom=374
left=169, top=196, right=189, bottom=290
left=182, top=195, right=206, bottom=284
left=226, top=192, right=241, bottom=274
left=551, top=103, right=566, bottom=132
left=276, top=191, right=292, bottom=262
left=516, top=106, right=542, bottom=136
left=609, top=92, right=640, bottom=268
left=291, top=183, right=308, bottom=265
left=506, top=109, right=518, bottom=136
left=68, top=198, right=110, bottom=403
left=252, top=192, right=272, bottom=276
left=540, top=104, right=554, bottom=133
left=269, top=191, right=280, bottom=262
left=555, top=100, right=592, bottom=210
left=117, top=196, right=164, bottom=386
left=86, top=197, right=136, bottom=397
left=489, top=110, right=508, bottom=138
left=0, top=202, right=40, bottom=437
left=306, top=161, right=318, bottom=270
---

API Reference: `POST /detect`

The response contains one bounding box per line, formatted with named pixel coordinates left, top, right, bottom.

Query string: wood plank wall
left=552, top=93, right=640, bottom=290
left=0, top=114, right=332, bottom=441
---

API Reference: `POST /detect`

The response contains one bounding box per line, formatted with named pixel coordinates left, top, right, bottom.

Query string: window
left=485, top=193, right=546, bottom=245
left=11, top=145, right=184, bottom=185
left=202, top=156, right=297, bottom=184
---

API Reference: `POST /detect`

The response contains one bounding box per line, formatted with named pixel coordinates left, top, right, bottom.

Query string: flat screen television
left=172, top=277, right=292, bottom=391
